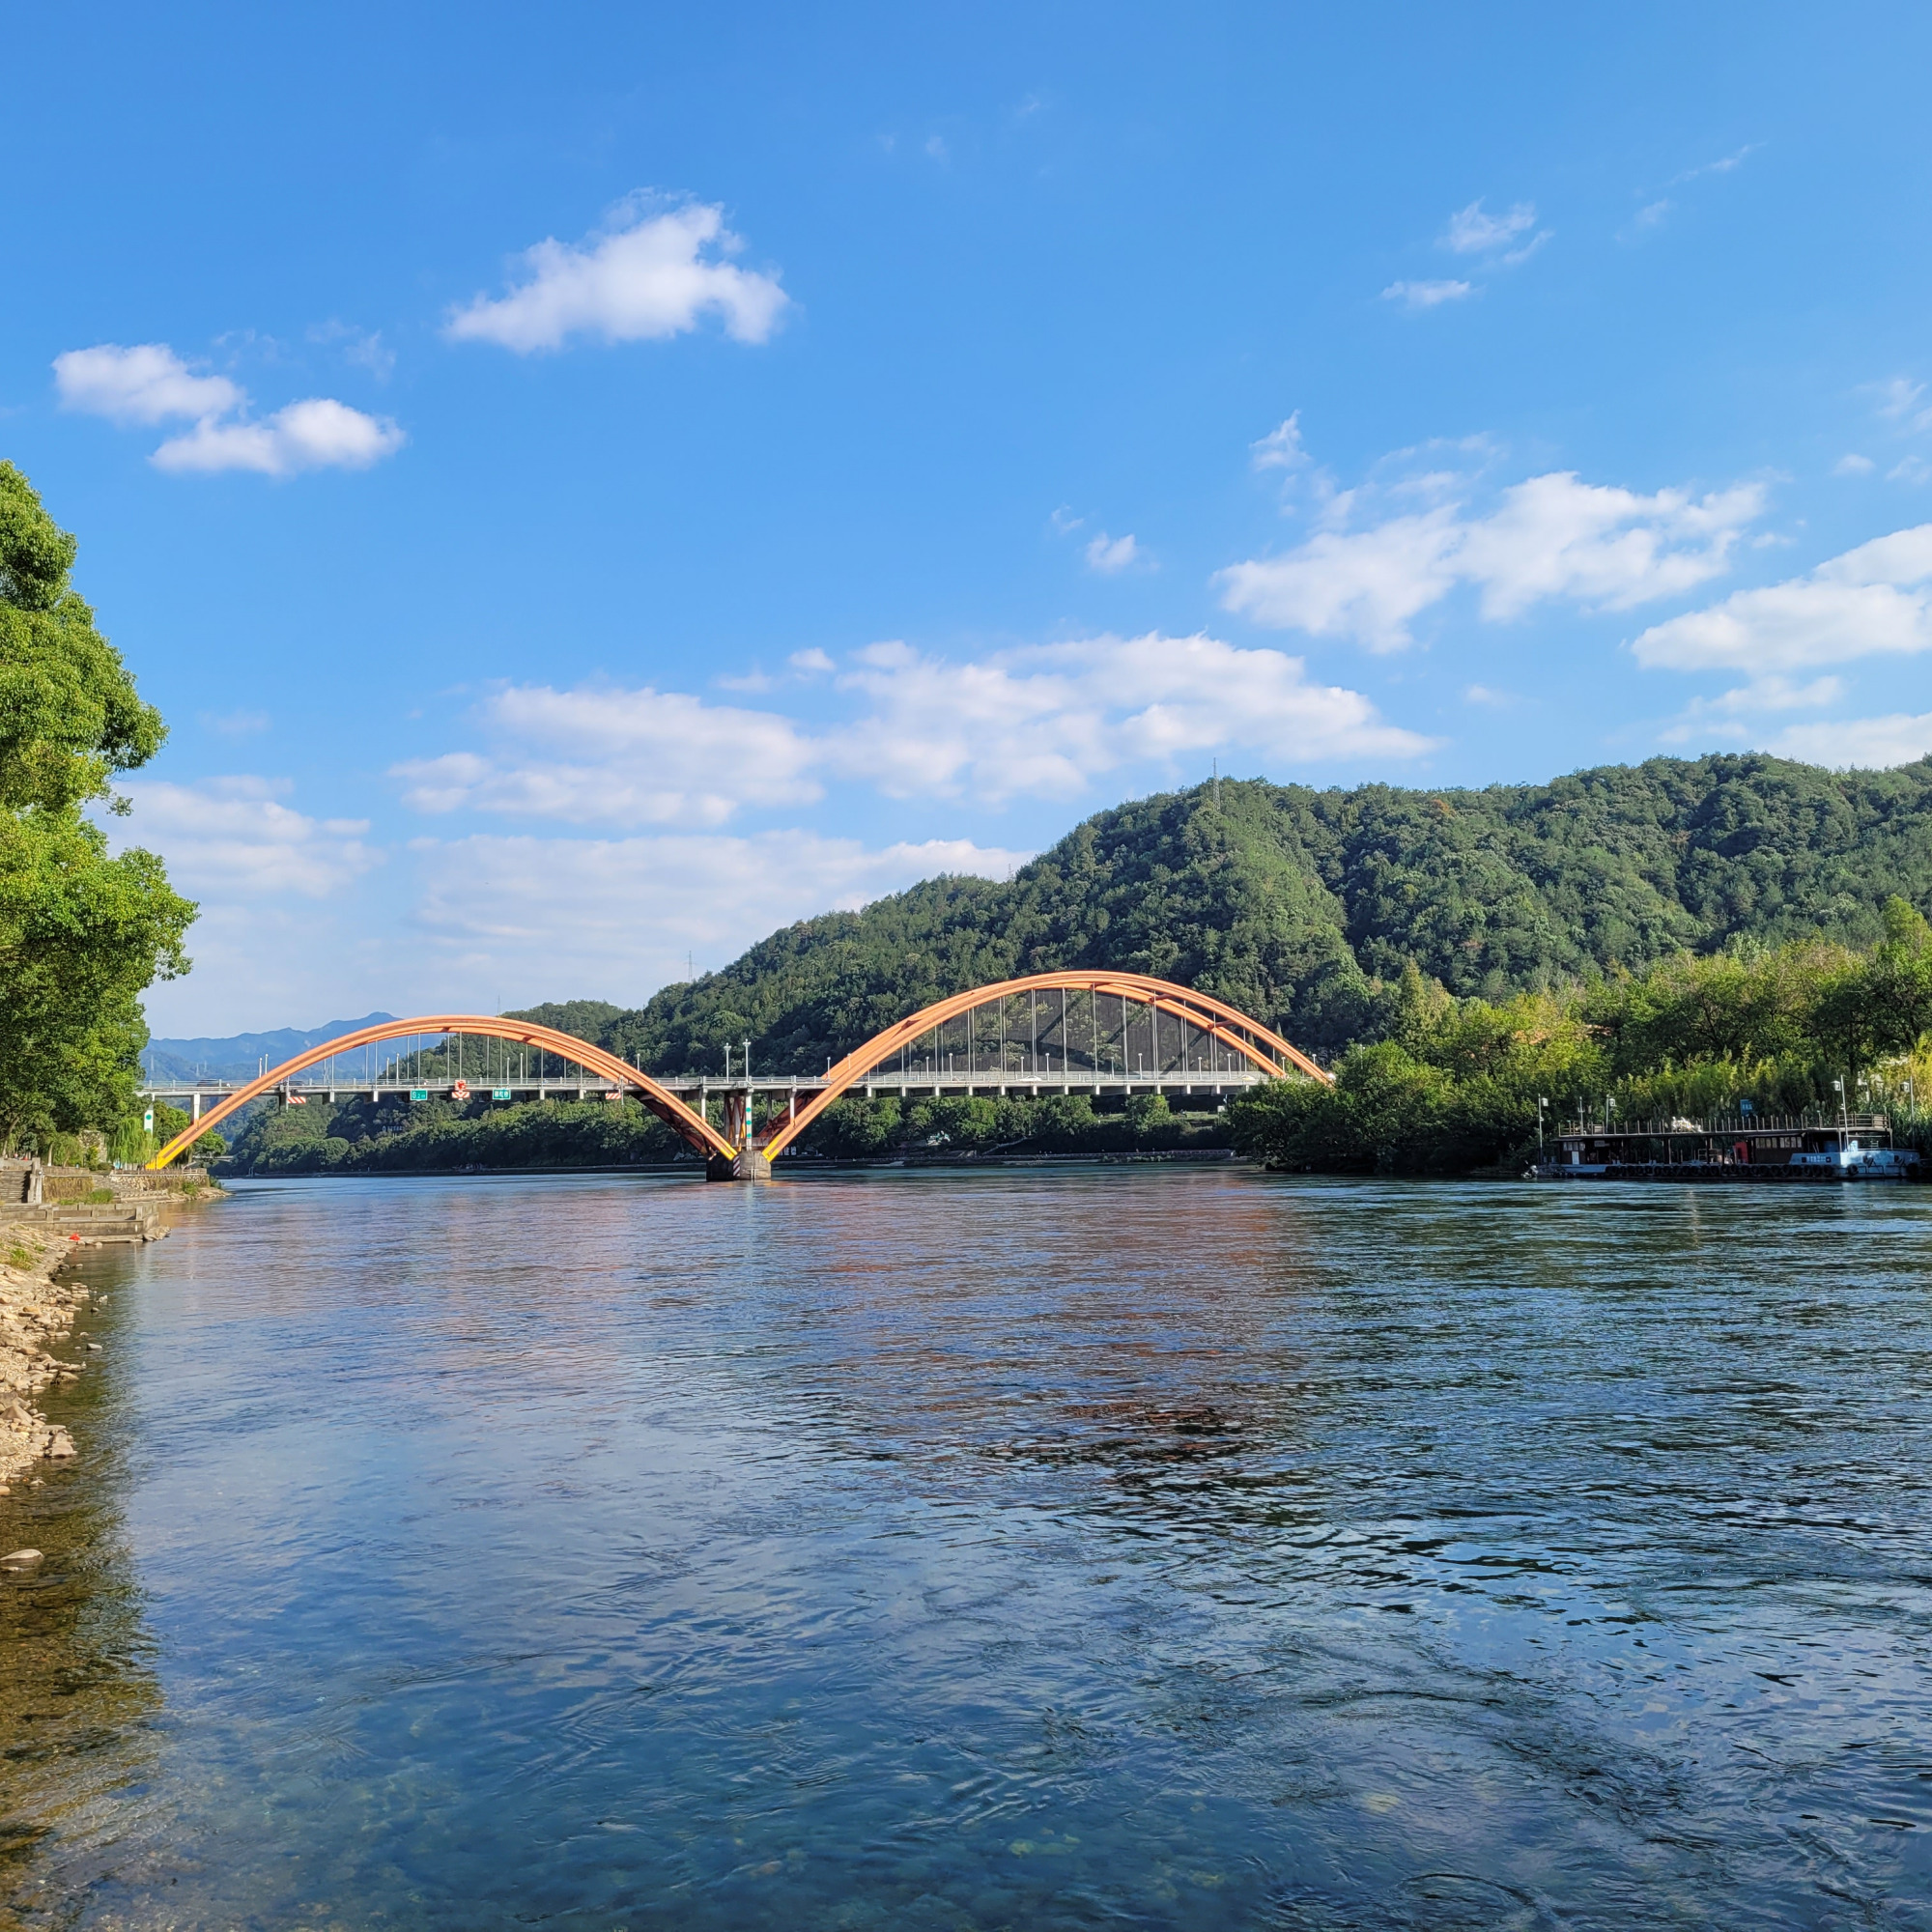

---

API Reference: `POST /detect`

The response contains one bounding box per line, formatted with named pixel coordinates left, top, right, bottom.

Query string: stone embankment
left=0, top=1165, right=217, bottom=1492
left=0, top=1222, right=88, bottom=1489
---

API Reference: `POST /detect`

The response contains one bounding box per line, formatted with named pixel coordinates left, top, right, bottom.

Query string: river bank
left=0, top=1221, right=87, bottom=1486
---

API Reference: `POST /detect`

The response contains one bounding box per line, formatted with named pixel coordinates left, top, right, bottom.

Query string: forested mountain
left=543, top=753, right=1932, bottom=1072
left=141, top=1012, right=397, bottom=1085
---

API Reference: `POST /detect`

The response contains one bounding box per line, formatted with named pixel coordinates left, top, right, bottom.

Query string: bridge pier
left=707, top=1148, right=773, bottom=1183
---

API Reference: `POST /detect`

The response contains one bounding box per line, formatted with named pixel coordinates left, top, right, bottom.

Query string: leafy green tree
left=1822, top=896, right=1932, bottom=1069
left=0, top=463, right=194, bottom=1150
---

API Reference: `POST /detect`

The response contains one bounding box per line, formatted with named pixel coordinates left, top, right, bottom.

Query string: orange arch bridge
left=148, top=1015, right=739, bottom=1171
left=755, top=971, right=1328, bottom=1160
left=148, top=974, right=1329, bottom=1173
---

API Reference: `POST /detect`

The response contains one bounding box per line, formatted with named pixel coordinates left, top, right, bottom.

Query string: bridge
left=145, top=971, right=1331, bottom=1179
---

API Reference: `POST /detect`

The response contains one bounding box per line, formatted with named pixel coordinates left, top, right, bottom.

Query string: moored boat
left=1535, top=1112, right=1919, bottom=1182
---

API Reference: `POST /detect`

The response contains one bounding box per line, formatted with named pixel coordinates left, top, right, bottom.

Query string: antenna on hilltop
left=1212, top=757, right=1221, bottom=810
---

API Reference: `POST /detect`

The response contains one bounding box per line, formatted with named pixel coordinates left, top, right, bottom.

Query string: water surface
left=3, top=1169, right=1929, bottom=1927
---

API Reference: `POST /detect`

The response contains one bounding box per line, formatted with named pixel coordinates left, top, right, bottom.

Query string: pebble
left=1, top=1549, right=43, bottom=1569
left=86, top=1342, right=102, bottom=1352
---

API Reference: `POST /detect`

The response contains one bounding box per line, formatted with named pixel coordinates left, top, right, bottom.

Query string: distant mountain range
left=141, top=1013, right=398, bottom=1086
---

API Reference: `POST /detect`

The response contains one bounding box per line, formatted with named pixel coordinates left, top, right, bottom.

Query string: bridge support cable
left=147, top=1015, right=737, bottom=1170
left=756, top=970, right=1329, bottom=1161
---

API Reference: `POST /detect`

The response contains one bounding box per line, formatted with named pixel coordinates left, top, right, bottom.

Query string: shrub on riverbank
left=793, top=1090, right=1228, bottom=1158
left=220, top=1085, right=1234, bottom=1174
left=226, top=1094, right=692, bottom=1174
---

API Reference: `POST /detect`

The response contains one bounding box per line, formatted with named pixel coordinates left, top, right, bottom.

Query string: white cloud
left=138, top=824, right=1035, bottom=1037
left=397, top=636, right=1434, bottom=829
left=445, top=197, right=789, bottom=353
left=1218, top=508, right=1463, bottom=650
left=1834, top=454, right=1877, bottom=476
left=410, top=830, right=1030, bottom=996
left=153, top=398, right=405, bottom=476
left=1656, top=674, right=1846, bottom=743
left=1085, top=532, right=1139, bottom=573
left=1218, top=469, right=1763, bottom=650
left=54, top=341, right=402, bottom=477
left=1443, top=200, right=1538, bottom=254
left=1631, top=525, right=1932, bottom=671
left=1685, top=144, right=1760, bottom=179
left=392, top=684, right=820, bottom=827
left=309, top=320, right=395, bottom=380
left=1458, top=474, right=1764, bottom=619
left=54, top=343, right=242, bottom=424
left=1633, top=199, right=1673, bottom=231
left=1716, top=674, right=1846, bottom=713
left=1382, top=278, right=1473, bottom=310
left=829, top=634, right=1436, bottom=800
left=788, top=647, right=836, bottom=674
left=1251, top=413, right=1308, bottom=471
left=1890, top=456, right=1932, bottom=485
left=1767, top=713, right=1932, bottom=769
left=112, top=777, right=379, bottom=896
left=1874, top=377, right=1925, bottom=422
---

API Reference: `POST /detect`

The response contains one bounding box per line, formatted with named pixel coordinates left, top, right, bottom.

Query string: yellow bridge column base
left=707, top=1148, right=773, bottom=1182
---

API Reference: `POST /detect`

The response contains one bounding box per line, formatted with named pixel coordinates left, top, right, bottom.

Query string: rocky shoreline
left=0, top=1222, right=88, bottom=1489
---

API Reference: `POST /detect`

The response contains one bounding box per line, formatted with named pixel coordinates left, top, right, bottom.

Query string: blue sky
left=9, top=2, right=1932, bottom=1032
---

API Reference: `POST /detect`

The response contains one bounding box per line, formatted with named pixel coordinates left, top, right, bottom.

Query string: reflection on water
left=0, top=1289, right=162, bottom=1921
left=3, top=1169, right=1930, bottom=1927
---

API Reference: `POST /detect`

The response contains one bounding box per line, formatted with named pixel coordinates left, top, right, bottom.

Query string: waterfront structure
left=1539, top=1114, right=1919, bottom=1182
left=143, top=972, right=1331, bottom=1179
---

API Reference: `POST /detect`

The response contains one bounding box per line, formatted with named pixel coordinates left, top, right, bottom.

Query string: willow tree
left=0, top=462, right=194, bottom=1151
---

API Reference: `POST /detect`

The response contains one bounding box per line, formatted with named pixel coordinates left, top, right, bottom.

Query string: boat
left=1534, top=1111, right=1919, bottom=1182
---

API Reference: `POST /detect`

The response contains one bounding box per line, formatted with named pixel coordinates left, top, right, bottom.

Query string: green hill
left=560, top=753, right=1932, bottom=1072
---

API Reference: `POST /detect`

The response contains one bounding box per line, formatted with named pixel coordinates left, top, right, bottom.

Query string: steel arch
left=147, top=1014, right=737, bottom=1170
left=758, top=971, right=1330, bottom=1160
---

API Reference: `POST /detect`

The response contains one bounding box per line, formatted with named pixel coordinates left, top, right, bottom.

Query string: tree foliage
left=0, top=463, right=194, bottom=1149
left=1231, top=904, right=1932, bottom=1175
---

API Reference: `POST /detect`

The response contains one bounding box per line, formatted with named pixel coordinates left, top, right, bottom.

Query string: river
left=2, top=1168, right=1929, bottom=1928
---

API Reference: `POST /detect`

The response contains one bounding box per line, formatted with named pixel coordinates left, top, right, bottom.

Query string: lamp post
left=1537, top=1095, right=1547, bottom=1158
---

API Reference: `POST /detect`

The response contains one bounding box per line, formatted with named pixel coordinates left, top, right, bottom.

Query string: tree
left=0, top=464, right=194, bottom=1150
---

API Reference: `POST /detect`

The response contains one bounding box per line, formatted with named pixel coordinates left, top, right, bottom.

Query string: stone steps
left=11, top=1199, right=169, bottom=1242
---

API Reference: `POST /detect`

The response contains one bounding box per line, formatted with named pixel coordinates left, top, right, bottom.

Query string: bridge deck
left=140, top=1067, right=1270, bottom=1107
